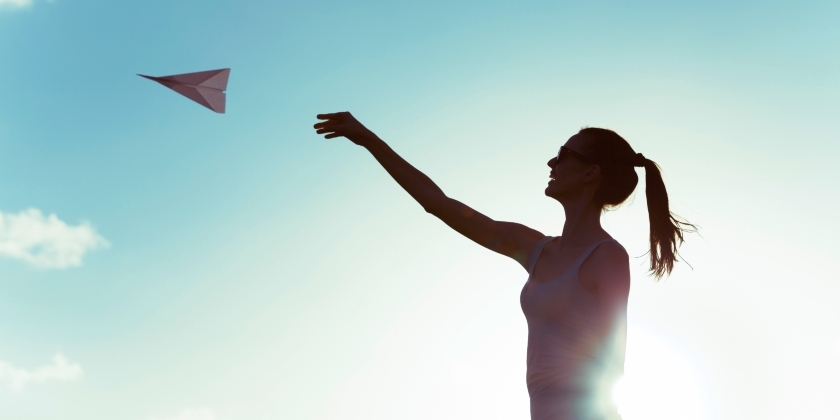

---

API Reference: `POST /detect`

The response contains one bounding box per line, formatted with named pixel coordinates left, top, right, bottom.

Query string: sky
left=1, top=0, right=839, bottom=419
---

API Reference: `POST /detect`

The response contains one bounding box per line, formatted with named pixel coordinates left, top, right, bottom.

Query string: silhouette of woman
left=313, top=112, right=694, bottom=420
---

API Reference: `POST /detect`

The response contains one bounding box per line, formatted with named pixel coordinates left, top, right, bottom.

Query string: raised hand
left=312, top=110, right=538, bottom=268
left=313, top=112, right=377, bottom=146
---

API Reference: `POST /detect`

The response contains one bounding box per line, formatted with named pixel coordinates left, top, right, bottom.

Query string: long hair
left=578, top=127, right=695, bottom=279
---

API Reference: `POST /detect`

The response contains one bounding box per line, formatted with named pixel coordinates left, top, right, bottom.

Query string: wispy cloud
left=0, top=208, right=109, bottom=269
left=0, top=353, right=83, bottom=391
left=0, top=0, right=33, bottom=10
left=148, top=408, right=217, bottom=420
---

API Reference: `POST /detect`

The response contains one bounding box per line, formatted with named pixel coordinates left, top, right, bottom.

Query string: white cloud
left=148, top=408, right=217, bottom=420
left=0, top=353, right=83, bottom=392
left=0, top=208, right=109, bottom=269
left=0, top=0, right=33, bottom=10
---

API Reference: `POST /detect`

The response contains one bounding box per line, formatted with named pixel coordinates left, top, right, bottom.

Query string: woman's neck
left=559, top=198, right=607, bottom=248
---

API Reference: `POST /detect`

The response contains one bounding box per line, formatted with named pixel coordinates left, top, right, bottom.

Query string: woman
left=313, top=112, right=694, bottom=420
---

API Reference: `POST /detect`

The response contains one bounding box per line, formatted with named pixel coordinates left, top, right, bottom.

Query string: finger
left=324, top=133, right=344, bottom=139
left=315, top=128, right=338, bottom=135
left=313, top=121, right=341, bottom=129
left=316, top=112, right=348, bottom=121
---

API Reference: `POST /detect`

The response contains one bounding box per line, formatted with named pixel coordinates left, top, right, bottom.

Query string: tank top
left=520, top=236, right=626, bottom=420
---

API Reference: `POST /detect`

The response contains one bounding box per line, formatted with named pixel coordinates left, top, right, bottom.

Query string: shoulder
left=591, top=240, right=629, bottom=266
left=580, top=240, right=631, bottom=295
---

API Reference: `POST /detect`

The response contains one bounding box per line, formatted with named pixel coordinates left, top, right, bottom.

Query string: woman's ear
left=582, top=164, right=601, bottom=183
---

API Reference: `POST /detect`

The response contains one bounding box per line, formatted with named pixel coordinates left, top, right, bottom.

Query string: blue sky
left=1, top=0, right=839, bottom=419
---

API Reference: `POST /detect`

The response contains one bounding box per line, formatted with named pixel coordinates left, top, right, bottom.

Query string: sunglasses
left=556, top=146, right=594, bottom=165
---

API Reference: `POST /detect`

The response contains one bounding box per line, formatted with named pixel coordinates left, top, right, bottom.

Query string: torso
left=520, top=236, right=627, bottom=420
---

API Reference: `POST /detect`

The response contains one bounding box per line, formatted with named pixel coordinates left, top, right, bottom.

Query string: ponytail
left=640, top=158, right=696, bottom=279
left=577, top=127, right=695, bottom=280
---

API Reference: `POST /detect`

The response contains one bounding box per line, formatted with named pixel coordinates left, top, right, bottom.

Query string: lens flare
left=612, top=326, right=708, bottom=420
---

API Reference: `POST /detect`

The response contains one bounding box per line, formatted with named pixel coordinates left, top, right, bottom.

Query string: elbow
left=421, top=193, right=449, bottom=215
left=423, top=203, right=441, bottom=215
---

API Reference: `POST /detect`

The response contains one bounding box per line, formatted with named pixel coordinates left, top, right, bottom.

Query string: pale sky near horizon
left=1, top=1, right=839, bottom=419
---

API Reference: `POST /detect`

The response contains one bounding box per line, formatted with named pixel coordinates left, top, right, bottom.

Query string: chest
left=531, top=245, right=599, bottom=294
left=520, top=269, right=601, bottom=325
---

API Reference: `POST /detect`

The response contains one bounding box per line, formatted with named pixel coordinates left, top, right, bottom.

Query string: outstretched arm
left=314, top=112, right=543, bottom=269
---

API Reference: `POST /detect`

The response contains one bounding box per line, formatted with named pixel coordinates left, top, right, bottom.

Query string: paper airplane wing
left=156, top=81, right=226, bottom=113
left=156, top=68, right=230, bottom=90
left=139, top=68, right=230, bottom=113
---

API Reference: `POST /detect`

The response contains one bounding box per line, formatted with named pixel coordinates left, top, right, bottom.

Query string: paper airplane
left=139, top=68, right=230, bottom=113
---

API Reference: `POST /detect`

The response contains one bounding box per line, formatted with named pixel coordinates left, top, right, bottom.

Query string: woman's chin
left=545, top=182, right=566, bottom=199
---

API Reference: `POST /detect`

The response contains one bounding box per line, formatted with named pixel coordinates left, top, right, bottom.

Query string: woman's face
left=544, top=134, right=598, bottom=200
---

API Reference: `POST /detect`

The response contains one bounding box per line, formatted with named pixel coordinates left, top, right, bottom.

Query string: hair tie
left=633, top=153, right=646, bottom=167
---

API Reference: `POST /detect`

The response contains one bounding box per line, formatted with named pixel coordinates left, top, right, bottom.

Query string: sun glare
left=612, top=326, right=708, bottom=420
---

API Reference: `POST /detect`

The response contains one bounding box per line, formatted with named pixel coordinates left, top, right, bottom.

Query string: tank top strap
left=527, top=236, right=556, bottom=276
left=568, top=238, right=618, bottom=275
